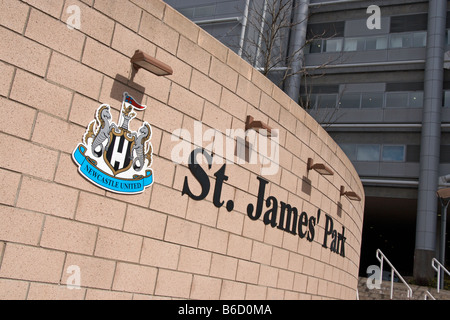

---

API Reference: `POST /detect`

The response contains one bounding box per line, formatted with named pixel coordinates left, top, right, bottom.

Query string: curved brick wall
left=0, top=0, right=364, bottom=300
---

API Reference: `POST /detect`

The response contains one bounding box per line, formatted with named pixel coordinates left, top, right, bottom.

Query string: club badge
left=73, top=92, right=154, bottom=194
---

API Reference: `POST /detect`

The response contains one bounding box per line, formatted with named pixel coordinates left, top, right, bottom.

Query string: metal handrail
left=424, top=291, right=436, bottom=300
left=431, top=258, right=450, bottom=293
left=376, top=249, right=413, bottom=299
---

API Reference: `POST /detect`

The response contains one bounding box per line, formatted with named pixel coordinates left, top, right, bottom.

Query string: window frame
left=356, top=144, right=381, bottom=162
left=307, top=31, right=427, bottom=54
left=385, top=91, right=424, bottom=108
left=338, top=143, right=407, bottom=163
left=389, top=31, right=427, bottom=49
left=382, top=145, right=406, bottom=162
left=443, top=90, right=450, bottom=107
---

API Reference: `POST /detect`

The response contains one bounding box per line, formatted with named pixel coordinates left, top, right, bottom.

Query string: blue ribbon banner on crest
left=73, top=145, right=153, bottom=194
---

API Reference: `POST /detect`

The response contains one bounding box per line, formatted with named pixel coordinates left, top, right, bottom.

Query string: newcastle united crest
left=73, top=92, right=153, bottom=194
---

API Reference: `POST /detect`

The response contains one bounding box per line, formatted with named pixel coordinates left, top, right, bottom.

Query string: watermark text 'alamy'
left=170, top=121, right=280, bottom=176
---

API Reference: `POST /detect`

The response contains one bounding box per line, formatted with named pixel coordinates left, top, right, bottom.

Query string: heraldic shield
left=104, top=128, right=136, bottom=176
left=72, top=92, right=154, bottom=194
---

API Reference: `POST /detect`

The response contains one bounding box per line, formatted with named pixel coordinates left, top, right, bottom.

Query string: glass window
left=344, top=38, right=357, bottom=52
left=340, top=144, right=357, bottom=161
left=179, top=8, right=195, bottom=19
left=408, top=91, right=423, bottom=108
left=390, top=34, right=412, bottom=48
left=339, top=93, right=361, bottom=108
left=194, top=5, right=216, bottom=18
left=344, top=38, right=365, bottom=52
left=386, top=92, right=409, bottom=108
left=317, top=94, right=337, bottom=108
left=304, top=43, right=311, bottom=54
left=357, top=144, right=380, bottom=161
left=324, top=39, right=343, bottom=52
left=300, top=94, right=317, bottom=109
left=366, top=36, right=388, bottom=50
left=382, top=145, right=405, bottom=162
left=413, top=32, right=427, bottom=47
left=390, top=34, right=403, bottom=48
left=309, top=39, right=323, bottom=53
left=361, top=93, right=384, bottom=108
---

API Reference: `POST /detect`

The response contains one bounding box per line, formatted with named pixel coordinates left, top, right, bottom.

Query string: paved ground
left=357, top=277, right=450, bottom=300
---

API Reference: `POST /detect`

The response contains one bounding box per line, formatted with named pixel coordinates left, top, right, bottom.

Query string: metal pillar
left=284, top=0, right=310, bottom=102
left=414, top=0, right=447, bottom=284
left=238, top=0, right=250, bottom=57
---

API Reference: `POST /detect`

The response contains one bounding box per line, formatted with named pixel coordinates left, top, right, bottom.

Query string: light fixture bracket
left=130, top=50, right=173, bottom=76
left=340, top=185, right=361, bottom=202
left=245, top=115, right=277, bottom=137
left=437, top=187, right=450, bottom=202
left=307, top=158, right=334, bottom=175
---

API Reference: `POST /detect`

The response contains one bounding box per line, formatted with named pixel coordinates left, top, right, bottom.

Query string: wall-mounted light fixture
left=307, top=158, right=334, bottom=176
left=131, top=50, right=173, bottom=76
left=237, top=115, right=277, bottom=163
left=340, top=185, right=361, bottom=202
left=437, top=187, right=450, bottom=201
left=245, top=115, right=277, bottom=137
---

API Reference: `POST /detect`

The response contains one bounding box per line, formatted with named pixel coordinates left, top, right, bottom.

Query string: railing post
left=438, top=268, right=441, bottom=293
left=391, top=270, right=394, bottom=299
left=431, top=258, right=450, bottom=293
left=376, top=249, right=413, bottom=300
left=377, top=250, right=384, bottom=285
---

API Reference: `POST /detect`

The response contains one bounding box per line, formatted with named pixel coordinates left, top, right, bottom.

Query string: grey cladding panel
left=383, top=109, right=423, bottom=123
left=390, top=13, right=428, bottom=33
left=300, top=85, right=339, bottom=94
left=345, top=18, right=390, bottom=37
left=440, top=145, right=450, bottom=163
left=406, top=145, right=420, bottom=163
left=340, top=83, right=386, bottom=93
left=386, top=82, right=424, bottom=91
left=353, top=162, right=380, bottom=176
left=307, top=21, right=345, bottom=39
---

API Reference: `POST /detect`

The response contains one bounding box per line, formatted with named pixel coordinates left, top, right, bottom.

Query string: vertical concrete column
left=238, top=0, right=251, bottom=57
left=284, top=0, right=310, bottom=102
left=414, top=0, right=447, bottom=284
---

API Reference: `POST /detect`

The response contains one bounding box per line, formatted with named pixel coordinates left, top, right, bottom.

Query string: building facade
left=165, top=0, right=450, bottom=281
left=0, top=0, right=364, bottom=299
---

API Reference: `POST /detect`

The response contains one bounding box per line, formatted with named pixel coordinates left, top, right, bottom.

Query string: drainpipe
left=414, top=0, right=447, bottom=284
left=254, top=0, right=268, bottom=68
left=284, top=0, right=310, bottom=103
left=238, top=0, right=250, bottom=57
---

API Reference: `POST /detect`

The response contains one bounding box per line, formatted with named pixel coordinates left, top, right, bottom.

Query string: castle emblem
left=73, top=92, right=153, bottom=194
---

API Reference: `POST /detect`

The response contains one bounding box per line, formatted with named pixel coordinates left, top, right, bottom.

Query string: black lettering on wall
left=181, top=148, right=348, bottom=259
left=182, top=148, right=212, bottom=201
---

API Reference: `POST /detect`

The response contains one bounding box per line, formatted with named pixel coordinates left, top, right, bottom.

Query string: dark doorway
left=359, top=196, right=417, bottom=277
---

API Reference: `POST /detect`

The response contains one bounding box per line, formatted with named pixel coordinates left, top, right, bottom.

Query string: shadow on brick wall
left=110, top=73, right=145, bottom=104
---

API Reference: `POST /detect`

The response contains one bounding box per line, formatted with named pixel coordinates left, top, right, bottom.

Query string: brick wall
left=0, top=0, right=365, bottom=300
